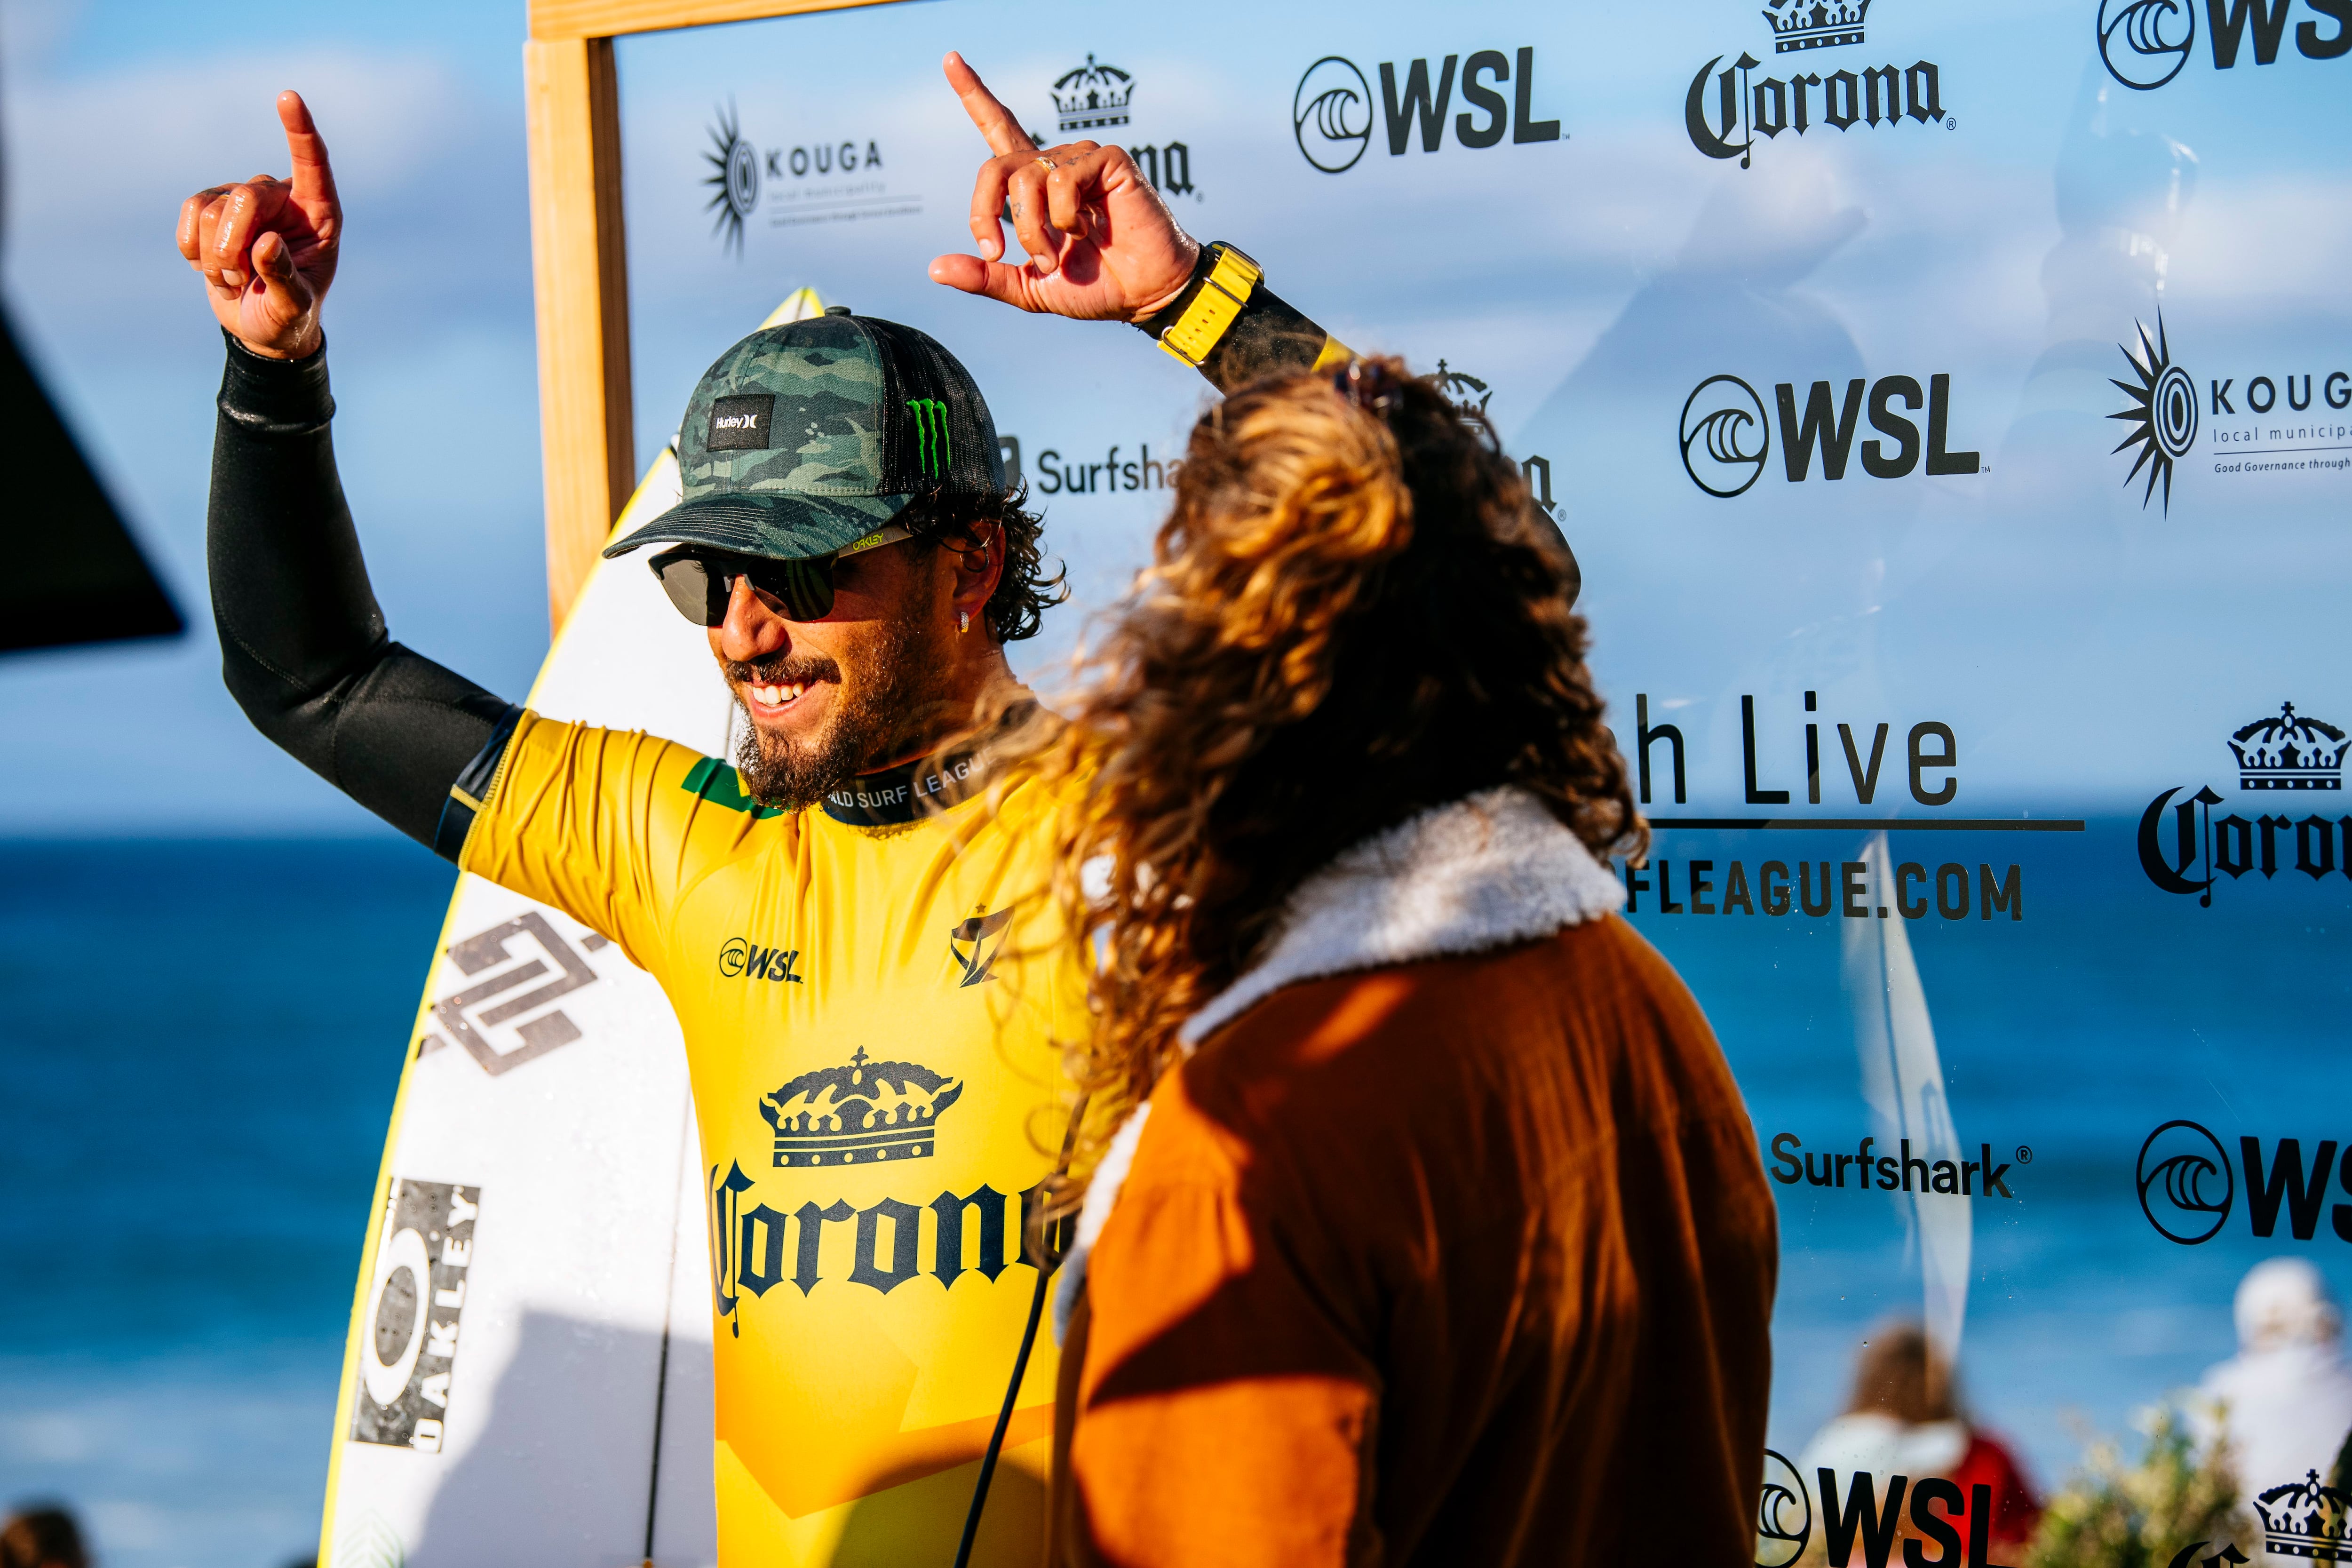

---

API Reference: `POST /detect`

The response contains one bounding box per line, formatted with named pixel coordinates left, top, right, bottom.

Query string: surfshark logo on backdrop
left=1767, top=1133, right=2022, bottom=1197
left=2137, top=1117, right=2352, bottom=1246
left=419, top=912, right=605, bottom=1076
left=351, top=1179, right=479, bottom=1454
left=1291, top=46, right=1564, bottom=174
left=1686, top=3, right=1955, bottom=167
left=2097, top=0, right=2352, bottom=92
left=699, top=103, right=909, bottom=254
left=1680, top=370, right=1983, bottom=495
left=2137, top=700, right=2351, bottom=904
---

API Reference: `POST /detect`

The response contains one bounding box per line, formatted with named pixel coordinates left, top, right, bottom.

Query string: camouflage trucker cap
left=604, top=308, right=1005, bottom=562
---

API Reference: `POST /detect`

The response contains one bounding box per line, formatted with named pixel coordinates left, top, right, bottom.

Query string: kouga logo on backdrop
left=2137, top=1117, right=2352, bottom=1246
left=1292, top=46, right=1564, bottom=174
left=1681, top=371, right=1983, bottom=496
left=2110, top=315, right=2352, bottom=508
left=1686, top=2, right=1955, bottom=168
left=2137, top=700, right=2351, bottom=903
left=2098, top=0, right=2352, bottom=92
left=701, top=99, right=906, bottom=254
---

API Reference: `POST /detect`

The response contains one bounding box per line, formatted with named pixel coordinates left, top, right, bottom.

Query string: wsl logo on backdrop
left=1687, top=2, right=1955, bottom=168
left=2138, top=700, right=2351, bottom=904
left=1292, top=46, right=1563, bottom=174
left=2098, top=0, right=2352, bottom=92
left=2137, top=1117, right=2352, bottom=1246
left=1681, top=370, right=1983, bottom=496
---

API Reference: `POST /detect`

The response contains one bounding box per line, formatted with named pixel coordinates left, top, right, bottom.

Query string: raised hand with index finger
left=927, top=52, right=1199, bottom=323
left=175, top=91, right=342, bottom=360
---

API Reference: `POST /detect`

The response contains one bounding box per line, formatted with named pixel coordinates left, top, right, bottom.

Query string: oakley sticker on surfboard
left=320, top=295, right=844, bottom=1568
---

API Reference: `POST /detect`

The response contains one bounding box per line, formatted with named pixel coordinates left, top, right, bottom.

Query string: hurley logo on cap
left=707, top=393, right=775, bottom=452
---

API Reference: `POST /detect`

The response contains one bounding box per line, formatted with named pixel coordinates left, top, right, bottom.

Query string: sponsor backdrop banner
left=615, top=1, right=2349, bottom=1559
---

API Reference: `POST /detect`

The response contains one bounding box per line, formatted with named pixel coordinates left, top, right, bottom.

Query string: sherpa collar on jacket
left=1054, top=785, right=1627, bottom=1342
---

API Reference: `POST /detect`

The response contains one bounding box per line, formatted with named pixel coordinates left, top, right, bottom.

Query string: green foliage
left=2025, top=1402, right=2254, bottom=1568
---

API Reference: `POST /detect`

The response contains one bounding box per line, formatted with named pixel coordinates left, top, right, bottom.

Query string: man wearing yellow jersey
left=186, top=58, right=1355, bottom=1560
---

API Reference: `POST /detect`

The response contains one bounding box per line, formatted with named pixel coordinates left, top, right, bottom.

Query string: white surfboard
left=317, top=290, right=830, bottom=1568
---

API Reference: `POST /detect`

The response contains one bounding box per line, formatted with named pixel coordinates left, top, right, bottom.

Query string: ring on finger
left=1033, top=155, right=1054, bottom=172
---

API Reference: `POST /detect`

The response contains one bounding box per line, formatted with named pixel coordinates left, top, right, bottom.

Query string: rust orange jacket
left=1049, top=788, right=1778, bottom=1567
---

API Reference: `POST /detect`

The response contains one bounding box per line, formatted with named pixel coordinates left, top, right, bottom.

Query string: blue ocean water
left=1629, top=817, right=2352, bottom=1495
left=1, top=823, right=2345, bottom=1563
left=0, top=838, right=454, bottom=1568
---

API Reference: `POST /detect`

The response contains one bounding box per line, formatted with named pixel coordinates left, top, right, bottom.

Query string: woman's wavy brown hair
left=1023, top=358, right=1643, bottom=1162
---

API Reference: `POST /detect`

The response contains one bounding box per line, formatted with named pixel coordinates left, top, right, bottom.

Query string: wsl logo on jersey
left=2098, top=0, right=2352, bottom=92
left=2137, top=701, right=2351, bottom=905
left=1680, top=370, right=1982, bottom=496
left=1686, top=3, right=1955, bottom=169
left=761, top=1045, right=965, bottom=1168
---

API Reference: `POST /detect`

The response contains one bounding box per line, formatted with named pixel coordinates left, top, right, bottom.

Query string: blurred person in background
left=1799, top=1321, right=2041, bottom=1555
left=1007, top=355, right=1776, bottom=1565
left=0, top=1505, right=87, bottom=1568
left=2193, top=1258, right=2352, bottom=1499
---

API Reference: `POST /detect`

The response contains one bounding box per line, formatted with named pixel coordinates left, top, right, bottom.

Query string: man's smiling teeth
left=750, top=682, right=806, bottom=707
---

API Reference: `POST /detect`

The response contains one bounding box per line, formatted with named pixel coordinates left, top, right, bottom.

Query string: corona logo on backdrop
left=2137, top=700, right=2352, bottom=905
left=1430, top=359, right=1564, bottom=519
left=1686, top=1, right=1954, bottom=168
left=1052, top=54, right=1131, bottom=133
left=1039, top=54, right=1200, bottom=200
left=1291, top=46, right=1564, bottom=174
left=2098, top=0, right=2352, bottom=92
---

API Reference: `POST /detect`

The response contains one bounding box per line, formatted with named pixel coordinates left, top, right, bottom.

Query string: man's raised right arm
left=191, top=92, right=517, bottom=861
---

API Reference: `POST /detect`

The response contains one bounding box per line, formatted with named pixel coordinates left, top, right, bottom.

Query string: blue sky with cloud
left=0, top=0, right=543, bottom=834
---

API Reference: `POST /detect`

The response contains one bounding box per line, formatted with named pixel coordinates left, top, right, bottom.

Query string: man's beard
left=725, top=603, right=961, bottom=812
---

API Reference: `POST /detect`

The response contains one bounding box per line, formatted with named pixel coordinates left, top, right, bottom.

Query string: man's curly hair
left=1017, top=357, right=1643, bottom=1172
left=897, top=482, right=1065, bottom=642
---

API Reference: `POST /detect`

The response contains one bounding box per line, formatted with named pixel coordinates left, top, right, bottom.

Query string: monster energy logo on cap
left=603, top=307, right=1006, bottom=564
left=907, top=398, right=952, bottom=478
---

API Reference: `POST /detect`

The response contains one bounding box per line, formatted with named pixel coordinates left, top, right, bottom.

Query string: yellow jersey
left=461, top=709, right=1082, bottom=1563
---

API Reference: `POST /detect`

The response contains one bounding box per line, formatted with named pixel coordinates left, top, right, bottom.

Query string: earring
left=958, top=610, right=970, bottom=634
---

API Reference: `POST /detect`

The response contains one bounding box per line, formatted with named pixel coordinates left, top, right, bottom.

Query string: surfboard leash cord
left=952, top=1093, right=1089, bottom=1568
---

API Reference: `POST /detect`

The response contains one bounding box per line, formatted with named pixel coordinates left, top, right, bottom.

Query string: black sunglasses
left=647, top=525, right=910, bottom=626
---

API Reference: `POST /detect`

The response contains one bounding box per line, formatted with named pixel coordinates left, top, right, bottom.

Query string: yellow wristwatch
left=1151, top=243, right=1263, bottom=368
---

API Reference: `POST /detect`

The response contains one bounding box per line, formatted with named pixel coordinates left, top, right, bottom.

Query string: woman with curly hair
left=1025, top=359, right=1780, bottom=1567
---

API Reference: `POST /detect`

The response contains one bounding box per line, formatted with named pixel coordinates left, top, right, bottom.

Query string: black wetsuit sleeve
left=208, top=332, right=520, bottom=861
